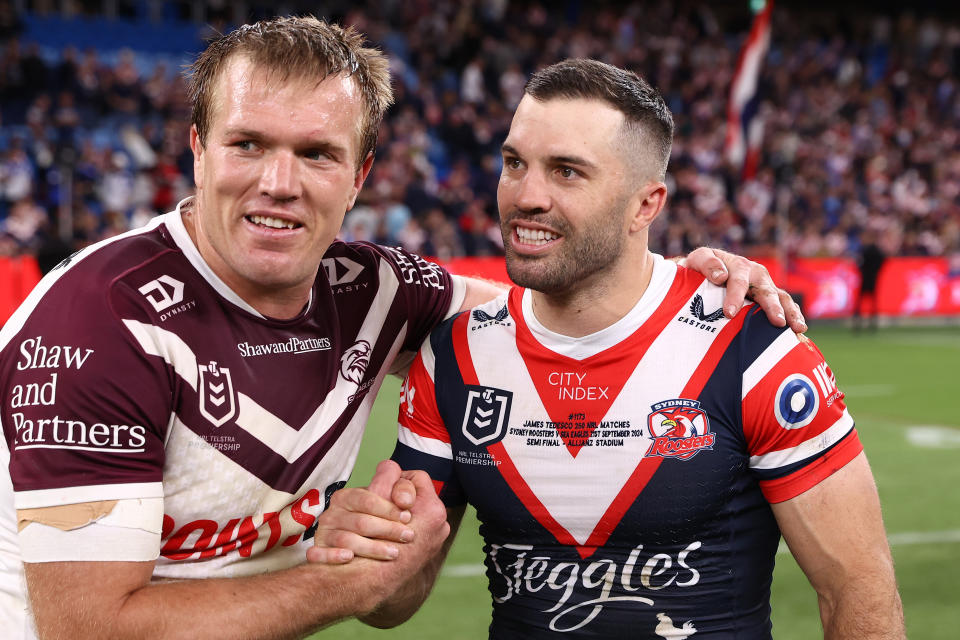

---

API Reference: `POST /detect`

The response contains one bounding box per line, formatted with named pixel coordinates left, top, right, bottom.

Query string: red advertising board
left=2, top=254, right=958, bottom=326
left=435, top=254, right=960, bottom=320
left=0, top=256, right=42, bottom=326
left=785, top=258, right=859, bottom=319
left=875, top=256, right=959, bottom=316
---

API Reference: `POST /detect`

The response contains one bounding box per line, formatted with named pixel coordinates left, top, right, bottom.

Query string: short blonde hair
left=189, top=16, right=393, bottom=166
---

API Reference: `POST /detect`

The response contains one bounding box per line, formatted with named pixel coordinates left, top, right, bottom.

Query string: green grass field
left=313, top=325, right=960, bottom=639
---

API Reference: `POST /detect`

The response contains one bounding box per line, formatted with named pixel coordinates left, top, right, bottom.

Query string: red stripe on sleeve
left=759, top=429, right=863, bottom=503
left=742, top=338, right=849, bottom=458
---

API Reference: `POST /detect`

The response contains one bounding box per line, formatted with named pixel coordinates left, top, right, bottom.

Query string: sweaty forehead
left=209, top=56, right=361, bottom=129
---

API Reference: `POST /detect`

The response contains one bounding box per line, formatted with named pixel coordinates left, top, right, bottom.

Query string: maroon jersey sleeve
left=365, top=243, right=456, bottom=352
left=2, top=267, right=172, bottom=506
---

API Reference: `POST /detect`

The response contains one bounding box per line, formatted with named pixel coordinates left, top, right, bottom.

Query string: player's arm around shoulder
left=456, top=275, right=509, bottom=314
left=680, top=247, right=807, bottom=332
left=772, top=452, right=905, bottom=639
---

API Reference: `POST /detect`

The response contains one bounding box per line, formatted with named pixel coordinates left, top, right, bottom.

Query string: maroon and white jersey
left=0, top=199, right=459, bottom=636
left=393, top=256, right=860, bottom=638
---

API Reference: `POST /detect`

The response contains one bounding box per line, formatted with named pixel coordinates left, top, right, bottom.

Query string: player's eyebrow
left=223, top=127, right=265, bottom=140
left=224, top=127, right=349, bottom=159
left=501, top=143, right=597, bottom=170
left=548, top=154, right=596, bottom=170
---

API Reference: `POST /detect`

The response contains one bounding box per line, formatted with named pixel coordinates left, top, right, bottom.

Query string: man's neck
left=179, top=201, right=313, bottom=320
left=529, top=250, right=657, bottom=338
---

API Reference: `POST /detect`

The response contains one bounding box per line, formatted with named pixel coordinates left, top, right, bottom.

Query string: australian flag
left=724, top=0, right=774, bottom=181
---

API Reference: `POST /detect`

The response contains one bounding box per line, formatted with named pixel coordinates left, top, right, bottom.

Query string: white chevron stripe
left=471, top=277, right=730, bottom=545
left=122, top=257, right=407, bottom=463
left=123, top=320, right=200, bottom=388
left=749, top=409, right=855, bottom=469
left=742, top=329, right=798, bottom=398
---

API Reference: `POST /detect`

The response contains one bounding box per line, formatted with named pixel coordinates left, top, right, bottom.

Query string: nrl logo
left=461, top=385, right=512, bottom=446
left=198, top=361, right=237, bottom=428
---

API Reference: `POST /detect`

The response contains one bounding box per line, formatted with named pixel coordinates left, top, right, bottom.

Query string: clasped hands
left=307, top=460, right=448, bottom=566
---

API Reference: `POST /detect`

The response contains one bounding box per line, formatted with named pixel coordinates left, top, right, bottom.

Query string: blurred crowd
left=0, top=0, right=958, bottom=271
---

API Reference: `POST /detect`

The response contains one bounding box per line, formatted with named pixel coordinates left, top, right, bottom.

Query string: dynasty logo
left=139, top=274, right=197, bottom=321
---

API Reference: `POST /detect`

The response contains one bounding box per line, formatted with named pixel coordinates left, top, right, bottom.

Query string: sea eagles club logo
left=462, top=385, right=512, bottom=446
left=645, top=399, right=715, bottom=460
left=340, top=340, right=372, bottom=384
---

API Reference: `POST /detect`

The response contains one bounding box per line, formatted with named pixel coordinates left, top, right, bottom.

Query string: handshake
left=306, top=460, right=457, bottom=628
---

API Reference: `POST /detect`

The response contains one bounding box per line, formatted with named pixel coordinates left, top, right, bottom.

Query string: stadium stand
left=0, top=0, right=957, bottom=320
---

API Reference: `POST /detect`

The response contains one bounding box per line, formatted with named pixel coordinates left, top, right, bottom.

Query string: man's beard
left=502, top=203, right=628, bottom=295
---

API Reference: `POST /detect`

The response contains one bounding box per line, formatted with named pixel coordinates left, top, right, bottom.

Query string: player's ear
left=347, top=152, right=375, bottom=211
left=628, top=181, right=667, bottom=233
left=190, top=125, right=204, bottom=189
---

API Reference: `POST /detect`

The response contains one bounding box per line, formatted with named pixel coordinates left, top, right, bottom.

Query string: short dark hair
left=189, top=15, right=393, bottom=167
left=524, top=58, right=674, bottom=180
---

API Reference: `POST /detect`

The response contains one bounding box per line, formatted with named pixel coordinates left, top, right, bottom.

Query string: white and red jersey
left=0, top=199, right=459, bottom=637
left=394, top=256, right=860, bottom=639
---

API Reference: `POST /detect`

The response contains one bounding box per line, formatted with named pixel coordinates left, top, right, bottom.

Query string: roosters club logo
left=644, top=399, right=715, bottom=461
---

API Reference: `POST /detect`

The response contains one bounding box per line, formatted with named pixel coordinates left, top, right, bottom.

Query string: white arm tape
left=19, top=497, right=162, bottom=563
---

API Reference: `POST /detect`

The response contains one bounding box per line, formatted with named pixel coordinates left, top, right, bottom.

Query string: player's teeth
left=250, top=215, right=296, bottom=229
left=517, top=227, right=558, bottom=245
